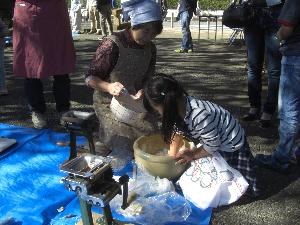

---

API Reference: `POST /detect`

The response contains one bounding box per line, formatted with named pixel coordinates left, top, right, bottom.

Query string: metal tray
left=60, top=153, right=107, bottom=178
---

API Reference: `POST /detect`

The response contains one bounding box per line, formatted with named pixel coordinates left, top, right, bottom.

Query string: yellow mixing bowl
left=133, top=134, right=191, bottom=180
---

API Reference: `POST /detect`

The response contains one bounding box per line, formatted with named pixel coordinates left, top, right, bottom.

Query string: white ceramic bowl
left=110, top=97, right=144, bottom=126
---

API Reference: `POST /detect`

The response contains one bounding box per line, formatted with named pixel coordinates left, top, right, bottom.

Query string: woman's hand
left=107, top=82, right=124, bottom=96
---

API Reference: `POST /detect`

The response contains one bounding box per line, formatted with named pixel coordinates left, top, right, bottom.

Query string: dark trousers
left=244, top=26, right=281, bottom=114
left=24, top=74, right=71, bottom=113
left=244, top=7, right=282, bottom=114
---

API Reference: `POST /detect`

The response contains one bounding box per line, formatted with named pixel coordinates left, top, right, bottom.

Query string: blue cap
left=121, top=0, right=162, bottom=26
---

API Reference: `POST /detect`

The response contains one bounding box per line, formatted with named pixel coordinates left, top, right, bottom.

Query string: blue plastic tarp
left=0, top=123, right=212, bottom=225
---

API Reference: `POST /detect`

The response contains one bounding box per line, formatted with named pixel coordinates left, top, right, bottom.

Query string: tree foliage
left=67, top=0, right=231, bottom=10
left=167, top=0, right=231, bottom=10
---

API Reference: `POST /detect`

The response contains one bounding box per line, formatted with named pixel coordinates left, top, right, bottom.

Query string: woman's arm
left=86, top=76, right=124, bottom=96
left=85, top=38, right=123, bottom=95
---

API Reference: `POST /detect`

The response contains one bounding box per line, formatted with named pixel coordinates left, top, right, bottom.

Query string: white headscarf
left=121, top=0, right=162, bottom=26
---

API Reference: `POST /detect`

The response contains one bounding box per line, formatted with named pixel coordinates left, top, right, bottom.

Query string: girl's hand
left=175, top=147, right=211, bottom=165
left=131, top=89, right=144, bottom=100
left=107, top=82, right=124, bottom=96
left=168, top=134, right=184, bottom=157
left=174, top=149, right=195, bottom=165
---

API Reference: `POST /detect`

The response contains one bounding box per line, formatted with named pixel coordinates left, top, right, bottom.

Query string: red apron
left=13, top=0, right=76, bottom=78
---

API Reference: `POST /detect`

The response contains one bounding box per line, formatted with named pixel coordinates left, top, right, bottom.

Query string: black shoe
left=259, top=119, right=271, bottom=128
left=242, top=113, right=259, bottom=121
left=296, top=154, right=300, bottom=166
left=244, top=189, right=261, bottom=199
left=255, top=154, right=292, bottom=174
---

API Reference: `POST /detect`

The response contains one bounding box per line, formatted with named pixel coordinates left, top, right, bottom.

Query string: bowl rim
left=133, top=135, right=190, bottom=163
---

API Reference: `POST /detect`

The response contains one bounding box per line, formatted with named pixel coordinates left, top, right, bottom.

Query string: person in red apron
left=85, top=0, right=163, bottom=155
left=13, top=0, right=76, bottom=129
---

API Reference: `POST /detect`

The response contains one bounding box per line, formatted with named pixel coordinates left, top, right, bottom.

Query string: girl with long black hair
left=143, top=74, right=259, bottom=197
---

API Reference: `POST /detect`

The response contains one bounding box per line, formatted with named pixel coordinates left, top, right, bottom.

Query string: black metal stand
left=60, top=111, right=98, bottom=159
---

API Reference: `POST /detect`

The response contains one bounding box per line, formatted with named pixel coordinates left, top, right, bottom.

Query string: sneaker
left=187, top=49, right=193, bottom=53
left=32, top=112, right=47, bottom=129
left=255, top=154, right=291, bottom=174
left=242, top=108, right=260, bottom=121
left=174, top=48, right=188, bottom=53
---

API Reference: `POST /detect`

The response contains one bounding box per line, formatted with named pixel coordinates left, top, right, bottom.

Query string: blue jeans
left=180, top=10, right=193, bottom=50
left=244, top=9, right=281, bottom=114
left=0, top=44, right=6, bottom=91
left=272, top=56, right=300, bottom=164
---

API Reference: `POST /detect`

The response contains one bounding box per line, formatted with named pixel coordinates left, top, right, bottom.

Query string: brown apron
left=93, top=35, right=159, bottom=152
left=13, top=0, right=75, bottom=78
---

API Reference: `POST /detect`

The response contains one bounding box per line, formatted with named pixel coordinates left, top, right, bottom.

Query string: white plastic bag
left=127, top=164, right=175, bottom=197
left=178, top=152, right=248, bottom=209
left=111, top=192, right=191, bottom=225
left=110, top=166, right=191, bottom=225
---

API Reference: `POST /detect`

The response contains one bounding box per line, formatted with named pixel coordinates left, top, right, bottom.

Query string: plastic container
left=133, top=134, right=191, bottom=180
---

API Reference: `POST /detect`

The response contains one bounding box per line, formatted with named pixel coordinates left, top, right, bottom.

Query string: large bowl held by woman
left=133, top=134, right=191, bottom=180
left=110, top=97, right=145, bottom=126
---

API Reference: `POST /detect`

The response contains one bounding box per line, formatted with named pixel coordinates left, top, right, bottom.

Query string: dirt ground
left=1, top=30, right=299, bottom=225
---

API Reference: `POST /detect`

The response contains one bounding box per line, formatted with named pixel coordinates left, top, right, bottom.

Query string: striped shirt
left=182, top=96, right=245, bottom=153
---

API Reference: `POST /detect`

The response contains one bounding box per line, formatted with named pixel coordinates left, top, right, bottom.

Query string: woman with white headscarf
left=85, top=0, right=163, bottom=155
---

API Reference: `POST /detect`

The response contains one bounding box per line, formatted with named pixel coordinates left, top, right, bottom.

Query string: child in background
left=0, top=18, right=8, bottom=96
left=143, top=74, right=259, bottom=197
